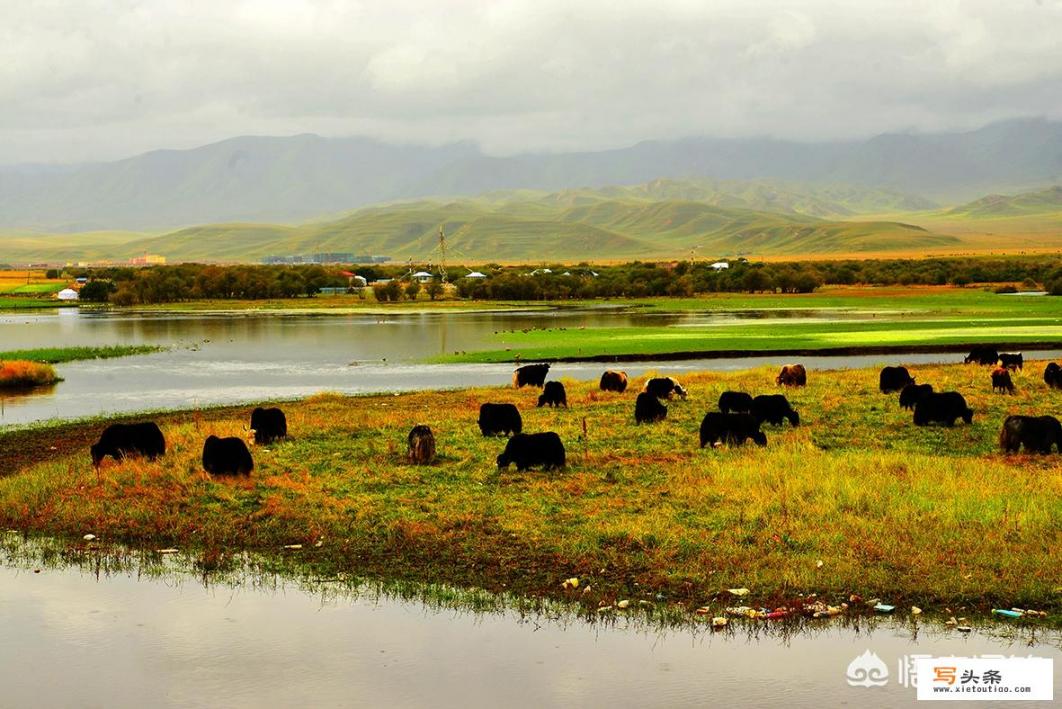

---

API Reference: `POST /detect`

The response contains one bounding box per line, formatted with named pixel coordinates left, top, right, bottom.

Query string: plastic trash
left=727, top=588, right=750, bottom=597
left=957, top=626, right=972, bottom=633
left=711, top=617, right=728, bottom=629
left=992, top=609, right=1023, bottom=618
left=562, top=577, right=579, bottom=590
left=82, top=534, right=96, bottom=541
left=616, top=600, right=630, bottom=609
left=873, top=603, right=895, bottom=613
left=911, top=606, right=922, bottom=615
left=695, top=606, right=712, bottom=615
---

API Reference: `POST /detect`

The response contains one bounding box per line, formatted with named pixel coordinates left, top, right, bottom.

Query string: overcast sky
left=2, top=0, right=1061, bottom=165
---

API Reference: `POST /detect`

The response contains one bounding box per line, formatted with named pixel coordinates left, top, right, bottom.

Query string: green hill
left=91, top=191, right=956, bottom=262
left=947, top=185, right=1062, bottom=218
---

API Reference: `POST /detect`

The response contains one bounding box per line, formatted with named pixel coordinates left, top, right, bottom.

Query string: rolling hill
left=947, top=185, right=1062, bottom=218
left=23, top=189, right=957, bottom=263
left=2, top=117, right=1062, bottom=232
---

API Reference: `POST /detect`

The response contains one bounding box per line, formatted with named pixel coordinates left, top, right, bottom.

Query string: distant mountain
left=11, top=188, right=958, bottom=263
left=1, top=117, right=1061, bottom=232
left=947, top=185, right=1062, bottom=218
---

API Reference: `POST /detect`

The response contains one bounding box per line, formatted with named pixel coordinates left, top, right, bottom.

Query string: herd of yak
left=86, top=349, right=1062, bottom=475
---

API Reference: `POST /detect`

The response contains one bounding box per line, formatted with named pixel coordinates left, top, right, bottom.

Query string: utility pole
left=438, top=225, right=448, bottom=283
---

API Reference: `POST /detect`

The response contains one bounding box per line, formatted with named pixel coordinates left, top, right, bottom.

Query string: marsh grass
left=0, top=345, right=163, bottom=364
left=0, top=360, right=60, bottom=388
left=1, top=362, right=1060, bottom=617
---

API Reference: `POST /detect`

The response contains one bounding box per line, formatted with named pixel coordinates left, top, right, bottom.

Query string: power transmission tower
left=438, top=225, right=448, bottom=283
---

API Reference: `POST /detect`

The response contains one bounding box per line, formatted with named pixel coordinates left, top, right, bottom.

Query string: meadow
left=1, top=361, right=1059, bottom=620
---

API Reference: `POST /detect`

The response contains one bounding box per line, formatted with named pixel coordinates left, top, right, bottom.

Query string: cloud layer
left=2, top=0, right=1061, bottom=163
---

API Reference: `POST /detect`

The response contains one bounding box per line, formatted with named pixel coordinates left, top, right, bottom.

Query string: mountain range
left=2, top=118, right=1062, bottom=233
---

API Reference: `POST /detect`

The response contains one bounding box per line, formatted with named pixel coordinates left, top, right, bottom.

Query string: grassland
left=1, top=362, right=1059, bottom=619
left=0, top=346, right=163, bottom=364
left=437, top=288, right=1062, bottom=363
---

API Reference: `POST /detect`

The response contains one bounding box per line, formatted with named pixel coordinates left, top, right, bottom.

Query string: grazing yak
left=776, top=364, right=807, bottom=387
left=90, top=422, right=166, bottom=467
left=407, top=425, right=436, bottom=464
left=538, top=381, right=568, bottom=408
left=718, top=391, right=754, bottom=414
left=250, top=407, right=287, bottom=444
left=513, top=363, right=550, bottom=388
left=643, top=377, right=687, bottom=400
left=478, top=403, right=522, bottom=436
left=913, top=392, right=974, bottom=427
left=964, top=347, right=999, bottom=366
left=999, top=352, right=1024, bottom=371
left=999, top=415, right=1062, bottom=454
left=202, top=435, right=254, bottom=475
left=634, top=392, right=668, bottom=423
left=699, top=412, right=767, bottom=448
left=751, top=394, right=800, bottom=427
left=599, top=370, right=629, bottom=393
left=1045, top=362, right=1062, bottom=389
left=496, top=432, right=566, bottom=471
left=991, top=367, right=1015, bottom=394
left=879, top=366, right=915, bottom=394
left=899, top=383, right=934, bottom=410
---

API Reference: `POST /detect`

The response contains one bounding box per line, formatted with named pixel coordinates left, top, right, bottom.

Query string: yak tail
left=511, top=371, right=519, bottom=388
left=998, top=426, right=1012, bottom=452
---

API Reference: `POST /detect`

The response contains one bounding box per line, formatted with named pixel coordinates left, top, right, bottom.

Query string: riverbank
left=0, top=345, right=164, bottom=364
left=1, top=362, right=1059, bottom=621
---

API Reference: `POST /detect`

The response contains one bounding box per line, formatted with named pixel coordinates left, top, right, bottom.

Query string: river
left=4, top=308, right=1061, bottom=427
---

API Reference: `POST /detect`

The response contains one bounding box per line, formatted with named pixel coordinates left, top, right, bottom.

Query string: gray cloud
left=2, top=0, right=1061, bottom=164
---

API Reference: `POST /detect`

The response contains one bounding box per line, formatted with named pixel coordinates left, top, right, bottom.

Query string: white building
left=411, top=271, right=434, bottom=283
left=57, top=288, right=79, bottom=301
left=710, top=261, right=730, bottom=271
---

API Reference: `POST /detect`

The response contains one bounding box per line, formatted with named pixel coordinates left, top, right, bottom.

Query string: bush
left=0, top=360, right=59, bottom=388
left=993, top=285, right=1018, bottom=294
left=405, top=280, right=422, bottom=301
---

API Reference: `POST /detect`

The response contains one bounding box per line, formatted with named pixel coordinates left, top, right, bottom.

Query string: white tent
left=465, top=271, right=487, bottom=279
left=710, top=261, right=730, bottom=271
left=411, top=271, right=434, bottom=282
left=57, top=288, right=79, bottom=301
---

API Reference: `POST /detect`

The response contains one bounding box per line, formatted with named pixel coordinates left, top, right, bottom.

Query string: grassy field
left=436, top=288, right=1062, bottom=363
left=0, top=346, right=163, bottom=364
left=1, top=361, right=1059, bottom=620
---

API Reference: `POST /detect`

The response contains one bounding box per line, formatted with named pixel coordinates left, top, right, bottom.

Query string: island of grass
left=1, top=361, right=1059, bottom=623
left=0, top=360, right=60, bottom=389
left=0, top=345, right=164, bottom=364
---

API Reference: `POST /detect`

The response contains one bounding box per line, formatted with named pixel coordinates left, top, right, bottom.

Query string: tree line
left=62, top=255, right=1062, bottom=304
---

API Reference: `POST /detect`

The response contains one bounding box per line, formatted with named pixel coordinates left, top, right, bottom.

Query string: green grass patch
left=1, top=362, right=1060, bottom=617
left=0, top=345, right=164, bottom=364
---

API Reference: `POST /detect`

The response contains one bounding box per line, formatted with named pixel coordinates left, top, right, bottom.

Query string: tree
left=78, top=280, right=116, bottom=302
left=405, top=280, right=422, bottom=301
left=45, top=269, right=60, bottom=279
left=426, top=281, right=444, bottom=301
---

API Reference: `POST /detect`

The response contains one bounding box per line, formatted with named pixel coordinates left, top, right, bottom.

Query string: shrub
left=405, top=280, right=422, bottom=301
left=0, top=360, right=59, bottom=388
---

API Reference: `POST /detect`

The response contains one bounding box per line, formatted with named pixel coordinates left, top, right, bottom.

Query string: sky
left=2, top=0, right=1062, bottom=165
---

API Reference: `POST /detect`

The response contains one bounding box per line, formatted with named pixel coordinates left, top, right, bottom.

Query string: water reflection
left=0, top=538, right=1058, bottom=709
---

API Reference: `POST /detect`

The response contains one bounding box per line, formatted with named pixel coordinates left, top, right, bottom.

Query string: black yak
left=496, top=432, right=565, bottom=471
left=964, top=347, right=999, bottom=366
left=699, top=412, right=767, bottom=448
left=634, top=392, right=668, bottom=423
left=899, top=383, right=934, bottom=410
left=718, top=391, right=754, bottom=414
left=913, top=392, right=973, bottom=427
left=250, top=407, right=287, bottom=444
left=513, top=363, right=550, bottom=388
left=999, top=352, right=1023, bottom=371
left=999, top=415, right=1062, bottom=454
left=538, top=381, right=568, bottom=408
left=202, top=435, right=254, bottom=475
left=751, top=394, right=800, bottom=427
left=879, top=366, right=914, bottom=393
left=991, top=367, right=1015, bottom=394
left=478, top=403, right=522, bottom=436
left=90, top=422, right=166, bottom=467
left=1045, top=362, right=1062, bottom=389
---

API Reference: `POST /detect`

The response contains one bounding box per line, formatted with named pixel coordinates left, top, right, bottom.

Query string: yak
left=496, top=432, right=565, bottom=471
left=634, top=392, right=668, bottom=423
left=879, top=366, right=915, bottom=394
left=478, top=403, right=522, bottom=436
left=538, top=381, right=568, bottom=408
left=90, top=422, right=166, bottom=467
left=202, top=435, right=254, bottom=475
left=599, top=370, right=629, bottom=393
left=250, top=407, right=287, bottom=445
left=751, top=394, right=800, bottom=427
left=999, top=415, right=1062, bottom=454
left=512, top=363, right=550, bottom=388
left=699, top=412, right=767, bottom=448
left=913, top=392, right=974, bottom=427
